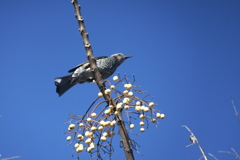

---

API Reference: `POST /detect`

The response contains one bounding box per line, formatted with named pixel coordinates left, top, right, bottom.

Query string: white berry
left=85, top=131, right=90, bottom=137
left=91, top=113, right=97, bottom=117
left=135, top=106, right=141, bottom=111
left=136, top=101, right=141, bottom=106
left=116, top=103, right=123, bottom=111
left=85, top=138, right=92, bottom=144
left=101, top=136, right=107, bottom=141
left=128, top=92, right=133, bottom=97
left=79, top=123, right=84, bottom=127
left=98, top=92, right=103, bottom=98
left=127, top=84, right=132, bottom=89
left=76, top=144, right=84, bottom=153
left=160, top=113, right=165, bottom=119
left=124, top=105, right=129, bottom=110
left=139, top=114, right=145, bottom=120
left=68, top=124, right=75, bottom=131
left=123, top=90, right=129, bottom=94
left=77, top=134, right=84, bottom=141
left=110, top=85, right=115, bottom=89
left=91, top=126, right=97, bottom=132
left=140, top=121, right=145, bottom=126
left=130, top=124, right=135, bottom=129
left=66, top=136, right=71, bottom=141
left=143, top=107, right=149, bottom=112
left=98, top=126, right=103, bottom=131
left=156, top=113, right=161, bottom=118
left=114, top=111, right=118, bottom=116
left=113, top=76, right=118, bottom=81
left=104, top=109, right=111, bottom=114
left=104, top=89, right=111, bottom=95
left=149, top=102, right=155, bottom=108
left=74, top=143, right=80, bottom=148
left=151, top=118, right=157, bottom=123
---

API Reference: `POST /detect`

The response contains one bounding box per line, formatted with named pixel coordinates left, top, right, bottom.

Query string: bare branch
left=208, top=153, right=218, bottom=160
left=231, top=98, right=240, bottom=123
left=0, top=156, right=20, bottom=160
left=219, top=148, right=240, bottom=159
left=182, top=125, right=208, bottom=160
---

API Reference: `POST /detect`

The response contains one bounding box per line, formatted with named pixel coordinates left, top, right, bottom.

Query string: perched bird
left=54, top=53, right=132, bottom=96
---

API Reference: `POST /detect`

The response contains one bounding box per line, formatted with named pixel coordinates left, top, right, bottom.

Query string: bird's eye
left=117, top=54, right=122, bottom=60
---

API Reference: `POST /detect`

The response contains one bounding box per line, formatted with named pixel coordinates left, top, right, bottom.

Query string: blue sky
left=1, top=0, right=240, bottom=159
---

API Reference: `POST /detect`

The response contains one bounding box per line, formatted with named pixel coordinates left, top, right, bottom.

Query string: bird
left=54, top=53, right=132, bottom=96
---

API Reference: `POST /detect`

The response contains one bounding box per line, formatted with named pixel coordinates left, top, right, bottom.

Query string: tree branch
left=231, top=98, right=240, bottom=123
left=182, top=125, right=208, bottom=160
left=71, top=1, right=135, bottom=159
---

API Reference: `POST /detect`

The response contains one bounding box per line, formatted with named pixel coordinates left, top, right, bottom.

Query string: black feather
left=54, top=74, right=76, bottom=96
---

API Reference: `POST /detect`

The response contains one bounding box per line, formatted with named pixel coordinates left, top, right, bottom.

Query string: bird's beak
left=124, top=56, right=132, bottom=59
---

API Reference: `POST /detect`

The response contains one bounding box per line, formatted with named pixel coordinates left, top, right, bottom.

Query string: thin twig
left=219, top=148, right=240, bottom=159
left=182, top=125, right=208, bottom=160
left=231, top=98, right=240, bottom=123
left=0, top=156, right=20, bottom=160
left=208, top=153, right=218, bottom=160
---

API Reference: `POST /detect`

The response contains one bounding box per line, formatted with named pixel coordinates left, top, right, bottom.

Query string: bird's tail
left=54, top=74, right=76, bottom=97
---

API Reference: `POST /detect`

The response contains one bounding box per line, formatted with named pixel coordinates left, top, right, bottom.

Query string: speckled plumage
left=54, top=53, right=132, bottom=96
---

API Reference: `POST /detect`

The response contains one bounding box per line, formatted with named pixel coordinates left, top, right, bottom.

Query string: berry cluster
left=65, top=75, right=165, bottom=158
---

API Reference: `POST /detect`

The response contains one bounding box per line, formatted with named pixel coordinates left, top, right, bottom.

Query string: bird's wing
left=68, top=56, right=108, bottom=73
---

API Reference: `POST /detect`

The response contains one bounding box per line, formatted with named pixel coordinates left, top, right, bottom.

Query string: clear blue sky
left=1, top=1, right=240, bottom=159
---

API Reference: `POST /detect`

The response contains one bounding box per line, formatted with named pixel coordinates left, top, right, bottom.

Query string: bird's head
left=112, top=53, right=132, bottom=64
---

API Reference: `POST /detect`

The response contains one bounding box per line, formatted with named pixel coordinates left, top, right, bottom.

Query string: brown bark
left=71, top=1, right=135, bottom=159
